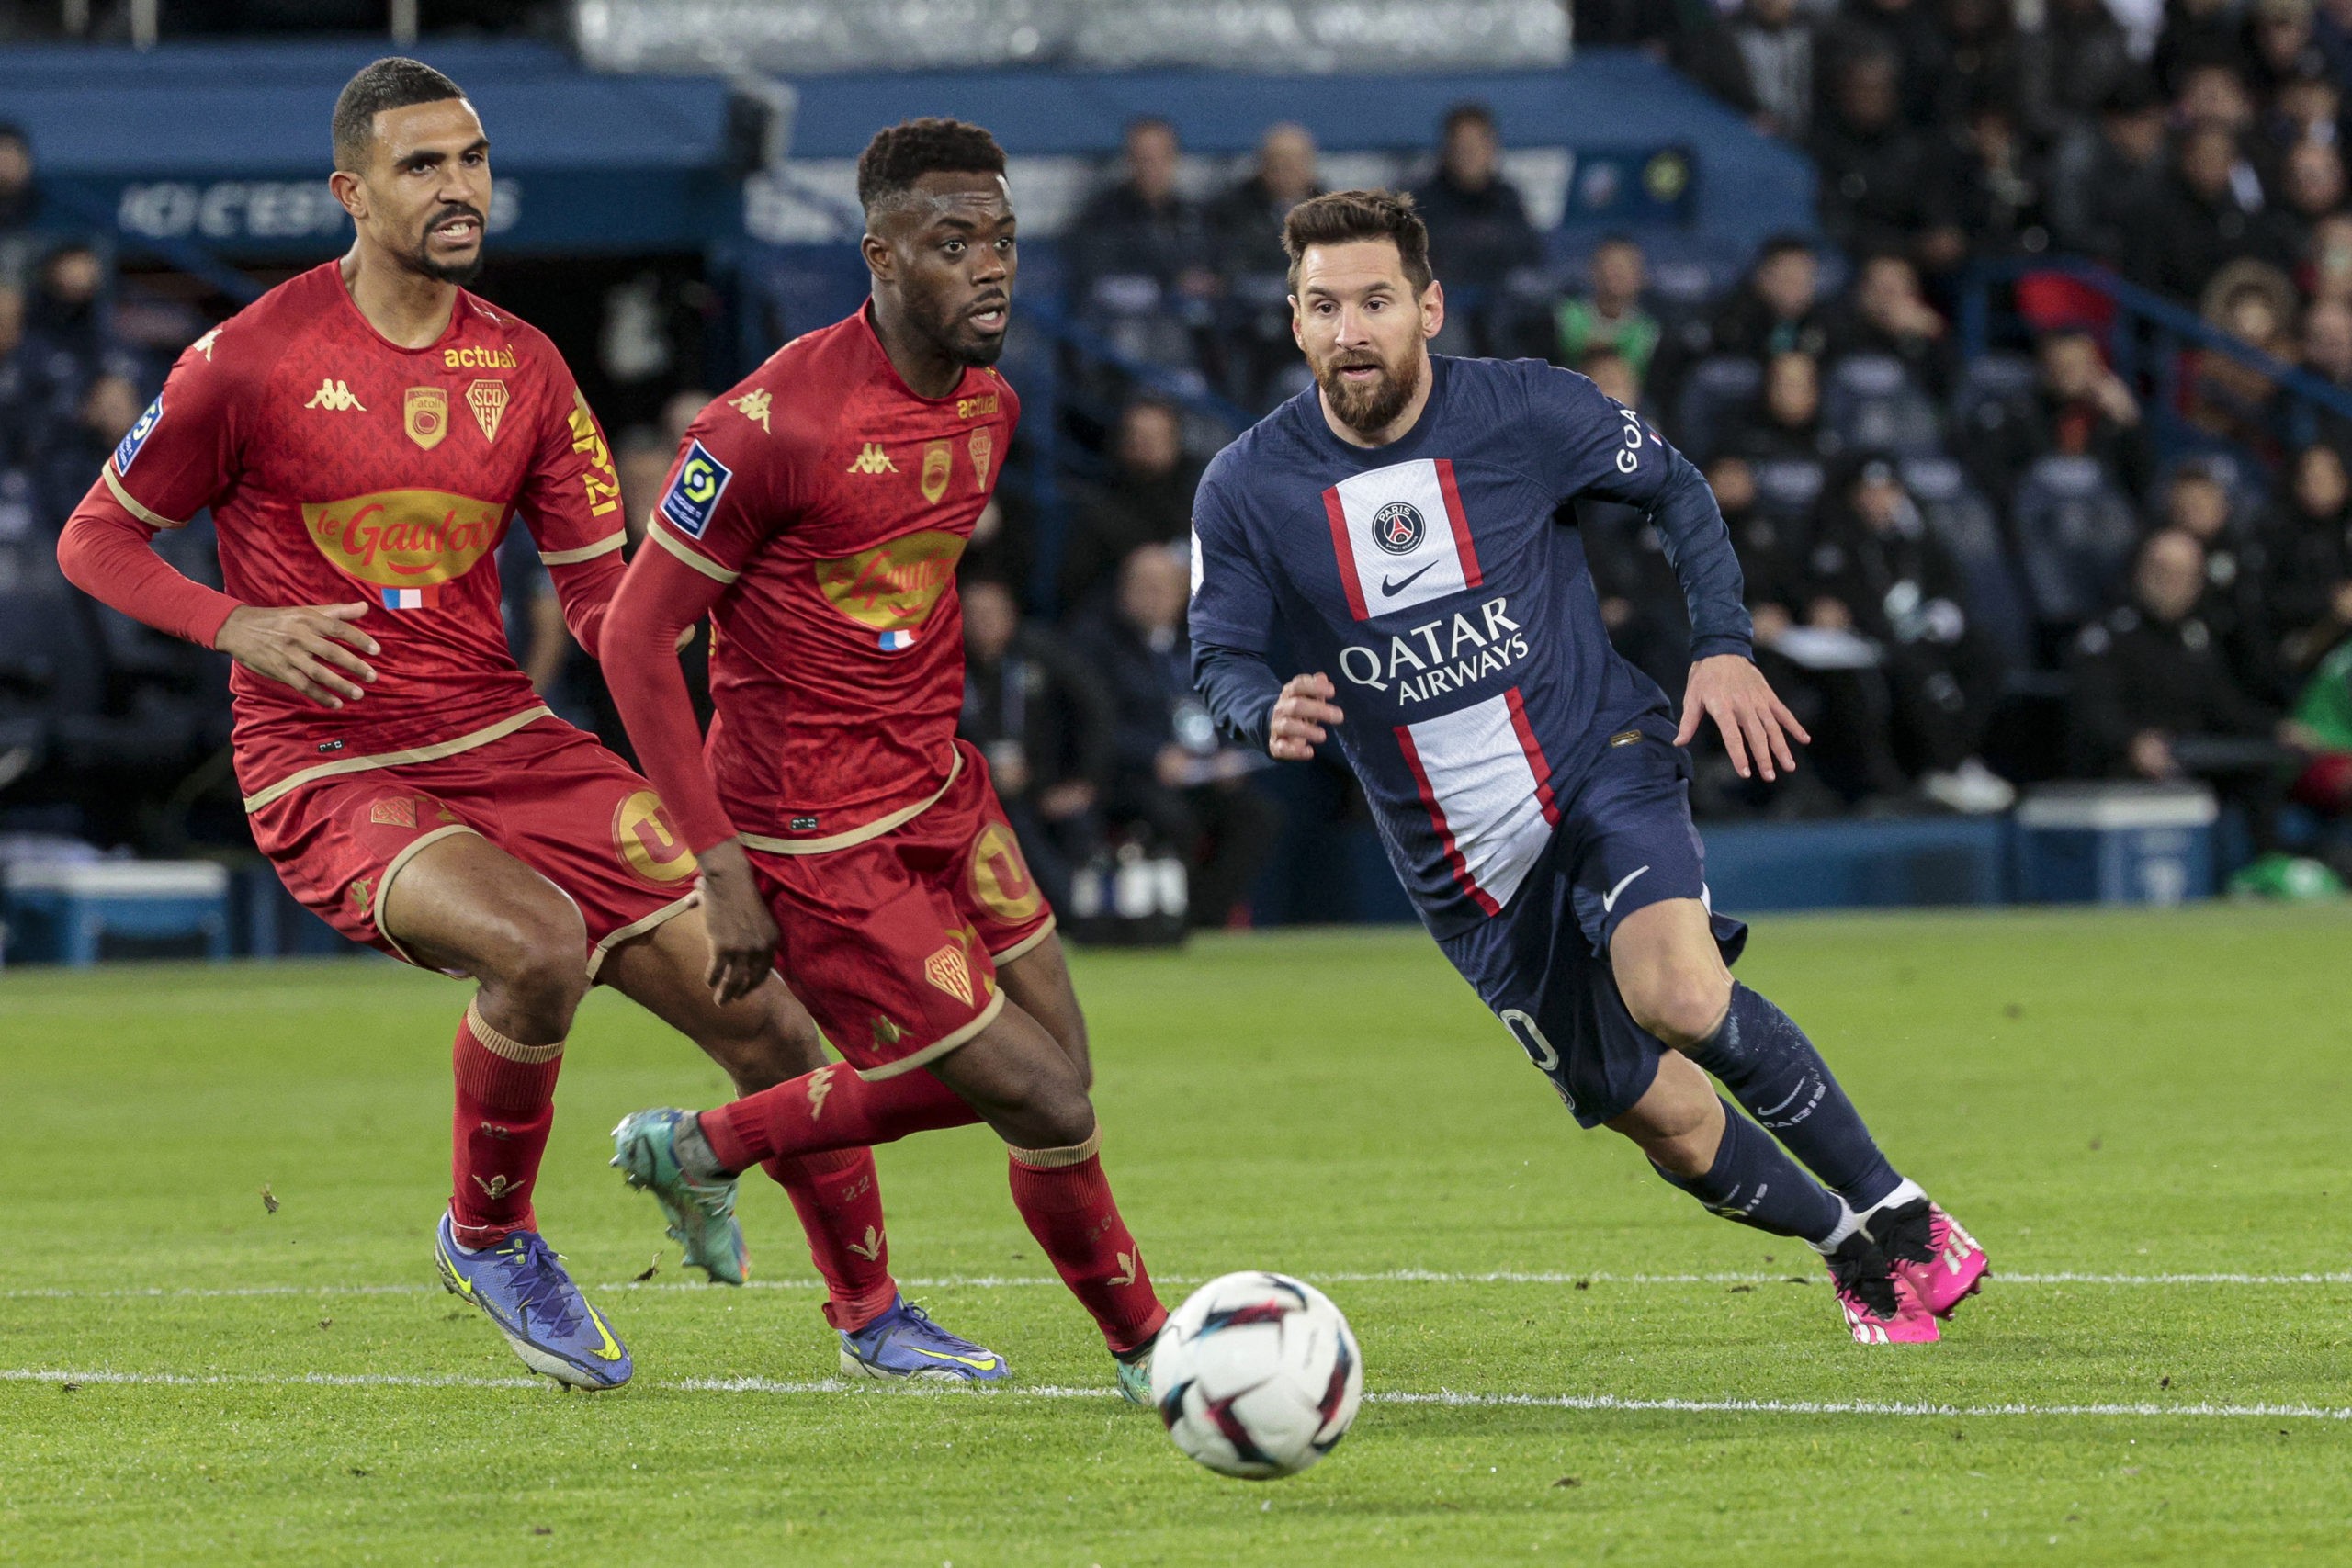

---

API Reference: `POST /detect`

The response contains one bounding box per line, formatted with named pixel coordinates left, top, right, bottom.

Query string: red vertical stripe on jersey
left=1395, top=722, right=1500, bottom=917
left=1433, top=459, right=1483, bottom=588
left=1323, top=485, right=1372, bottom=621
left=1503, top=686, right=1560, bottom=827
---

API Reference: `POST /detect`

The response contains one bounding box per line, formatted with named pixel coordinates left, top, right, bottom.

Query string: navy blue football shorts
left=1436, top=727, right=1747, bottom=1129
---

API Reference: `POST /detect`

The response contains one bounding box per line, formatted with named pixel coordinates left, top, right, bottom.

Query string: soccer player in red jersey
left=53, top=61, right=1001, bottom=1390
left=602, top=120, right=1171, bottom=1398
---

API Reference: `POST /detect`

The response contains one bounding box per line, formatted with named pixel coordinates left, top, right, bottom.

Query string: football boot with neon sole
left=605, top=1108, right=750, bottom=1285
left=837, top=1294, right=1009, bottom=1384
left=1871, top=1197, right=1989, bottom=1319
left=1114, top=1333, right=1158, bottom=1406
left=434, top=1213, right=632, bottom=1389
left=1823, top=1229, right=1939, bottom=1344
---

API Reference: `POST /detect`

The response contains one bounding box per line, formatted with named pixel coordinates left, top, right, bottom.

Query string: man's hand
left=2129, top=728, right=2177, bottom=780
left=214, top=602, right=379, bottom=710
left=1677, top=653, right=1810, bottom=782
left=1269, top=672, right=1343, bottom=761
left=694, top=837, right=780, bottom=1006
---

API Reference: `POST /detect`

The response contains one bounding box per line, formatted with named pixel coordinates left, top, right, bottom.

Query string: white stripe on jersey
left=1322, top=457, right=1483, bottom=622
left=1394, top=688, right=1557, bottom=914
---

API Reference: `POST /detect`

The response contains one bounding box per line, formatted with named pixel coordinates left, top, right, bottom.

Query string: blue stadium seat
left=1899, top=456, right=2031, bottom=669
left=1749, top=457, right=1825, bottom=526
left=1668, top=355, right=1760, bottom=466
left=1822, top=354, right=1944, bottom=458
left=2010, top=454, right=2141, bottom=630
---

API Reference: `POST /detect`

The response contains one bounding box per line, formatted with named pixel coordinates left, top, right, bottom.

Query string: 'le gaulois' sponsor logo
left=300, top=489, right=504, bottom=587
left=815, top=530, right=966, bottom=632
left=1336, top=596, right=1528, bottom=706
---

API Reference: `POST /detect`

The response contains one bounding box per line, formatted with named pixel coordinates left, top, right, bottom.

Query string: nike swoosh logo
left=583, top=1303, right=625, bottom=1362
left=437, top=1241, right=477, bottom=1300
left=1380, top=561, right=1437, bottom=595
left=908, top=1346, right=1001, bottom=1371
left=1600, top=864, right=1651, bottom=914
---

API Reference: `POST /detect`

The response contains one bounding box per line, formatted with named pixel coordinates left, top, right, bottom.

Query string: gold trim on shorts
left=103, top=464, right=186, bottom=529
left=989, top=914, right=1057, bottom=965
left=371, top=823, right=477, bottom=966
left=242, top=706, right=556, bottom=812
left=538, top=531, right=627, bottom=566
left=1008, top=1126, right=1103, bottom=1168
left=465, top=997, right=566, bottom=1064
left=584, top=889, right=702, bottom=981
left=650, top=524, right=741, bottom=582
left=853, top=988, right=1004, bottom=1082
left=739, top=749, right=964, bottom=857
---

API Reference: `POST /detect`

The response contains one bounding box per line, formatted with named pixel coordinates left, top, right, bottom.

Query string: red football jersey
left=646, top=305, right=1018, bottom=847
left=79, top=263, right=624, bottom=808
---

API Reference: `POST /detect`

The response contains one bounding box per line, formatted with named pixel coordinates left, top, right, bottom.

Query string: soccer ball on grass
left=1148, top=1271, right=1363, bottom=1479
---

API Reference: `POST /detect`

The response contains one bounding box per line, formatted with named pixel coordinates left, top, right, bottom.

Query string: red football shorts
left=247, top=716, right=703, bottom=976
left=745, top=739, right=1056, bottom=1078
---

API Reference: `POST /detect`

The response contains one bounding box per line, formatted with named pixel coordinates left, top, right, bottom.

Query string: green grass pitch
left=3, top=907, right=2349, bottom=1564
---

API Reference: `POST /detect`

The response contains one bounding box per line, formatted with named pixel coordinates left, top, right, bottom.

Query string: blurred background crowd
left=5, top=0, right=2352, bottom=940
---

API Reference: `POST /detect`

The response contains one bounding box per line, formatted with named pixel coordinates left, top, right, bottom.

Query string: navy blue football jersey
left=1188, top=355, right=1749, bottom=938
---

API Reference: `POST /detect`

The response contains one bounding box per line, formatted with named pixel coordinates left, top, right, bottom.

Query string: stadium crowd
left=7, top=1, right=2352, bottom=925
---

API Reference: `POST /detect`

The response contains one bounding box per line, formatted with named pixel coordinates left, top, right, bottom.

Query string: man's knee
left=1622, top=964, right=1732, bottom=1050
left=476, top=899, right=591, bottom=1032
left=715, top=988, right=829, bottom=1093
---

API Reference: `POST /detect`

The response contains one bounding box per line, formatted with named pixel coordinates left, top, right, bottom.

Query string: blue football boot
left=839, top=1295, right=1009, bottom=1385
left=434, top=1213, right=632, bottom=1390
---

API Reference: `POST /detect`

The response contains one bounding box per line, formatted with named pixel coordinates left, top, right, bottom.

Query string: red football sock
left=763, top=1146, right=899, bottom=1331
left=448, top=1002, right=564, bottom=1248
left=702, top=1063, right=978, bottom=1172
left=1006, top=1132, right=1169, bottom=1355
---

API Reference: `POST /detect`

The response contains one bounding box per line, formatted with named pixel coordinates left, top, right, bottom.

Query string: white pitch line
left=5, top=1368, right=2347, bottom=1423
left=6, top=1268, right=2350, bottom=1303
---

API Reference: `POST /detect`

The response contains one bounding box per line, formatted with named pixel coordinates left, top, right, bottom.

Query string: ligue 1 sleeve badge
left=403, top=386, right=448, bottom=451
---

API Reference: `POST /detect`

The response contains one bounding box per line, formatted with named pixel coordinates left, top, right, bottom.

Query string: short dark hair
left=1441, top=101, right=1496, bottom=140
left=1757, top=231, right=1815, bottom=264
left=1281, top=188, right=1433, bottom=295
left=856, top=118, right=1008, bottom=218
left=1125, top=115, right=1177, bottom=144
left=332, top=57, right=466, bottom=173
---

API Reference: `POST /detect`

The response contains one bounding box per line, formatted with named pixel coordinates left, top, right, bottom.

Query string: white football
left=1148, top=1271, right=1363, bottom=1479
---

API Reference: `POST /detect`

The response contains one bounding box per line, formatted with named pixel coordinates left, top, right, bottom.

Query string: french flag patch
left=878, top=629, right=917, bottom=651
left=379, top=587, right=435, bottom=610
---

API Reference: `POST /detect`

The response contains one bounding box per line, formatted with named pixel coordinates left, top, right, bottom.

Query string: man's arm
left=516, top=379, right=630, bottom=658
left=1192, top=639, right=1283, bottom=752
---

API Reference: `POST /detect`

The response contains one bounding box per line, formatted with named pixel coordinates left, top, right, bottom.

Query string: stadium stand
left=6, top=1, right=2352, bottom=953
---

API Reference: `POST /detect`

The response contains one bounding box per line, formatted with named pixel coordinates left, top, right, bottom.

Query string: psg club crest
left=403, top=386, right=448, bottom=451
left=1372, top=500, right=1426, bottom=556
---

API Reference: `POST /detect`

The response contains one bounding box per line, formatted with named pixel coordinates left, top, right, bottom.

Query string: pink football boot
left=1871, top=1198, right=1989, bottom=1320
left=1823, top=1231, right=1939, bottom=1344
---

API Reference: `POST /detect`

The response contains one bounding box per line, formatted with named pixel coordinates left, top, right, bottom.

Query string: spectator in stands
left=2067, top=528, right=2281, bottom=782
left=1577, top=347, right=1645, bottom=412
left=2121, top=121, right=2262, bottom=302
left=2315, top=0, right=2352, bottom=81
left=1409, top=102, right=1542, bottom=300
left=25, top=242, right=108, bottom=375
left=2190, top=257, right=2299, bottom=449
left=1806, top=457, right=2014, bottom=811
left=2248, top=0, right=2329, bottom=105
left=1067, top=117, right=1216, bottom=311
left=960, top=575, right=1114, bottom=914
left=2296, top=297, right=2352, bottom=453
left=2018, top=326, right=2153, bottom=498
left=2162, top=459, right=2279, bottom=697
left=1827, top=250, right=1954, bottom=397
left=0, top=282, right=35, bottom=468
left=2157, top=0, right=2251, bottom=97
left=2030, top=0, right=2139, bottom=141
left=613, top=426, right=673, bottom=548
left=0, top=123, right=38, bottom=287
left=1950, top=96, right=2050, bottom=261
left=1072, top=543, right=1278, bottom=929
left=1728, top=349, right=1830, bottom=462
left=1820, top=0, right=1948, bottom=130
left=1810, top=48, right=1963, bottom=273
left=1059, top=395, right=1197, bottom=611
left=2262, top=443, right=2352, bottom=673
left=1573, top=0, right=1761, bottom=118
left=2252, top=139, right=2347, bottom=273
left=1555, top=235, right=1660, bottom=389
left=34, top=369, right=140, bottom=530
left=2303, top=209, right=2352, bottom=305
left=1709, top=232, right=1829, bottom=362
left=1731, top=0, right=1817, bottom=141
left=2047, top=73, right=2172, bottom=265
left=1209, top=122, right=1320, bottom=282
left=2260, top=62, right=2344, bottom=175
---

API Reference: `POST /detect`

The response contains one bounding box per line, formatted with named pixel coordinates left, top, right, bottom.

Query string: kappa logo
left=304, top=379, right=367, bottom=412
left=872, top=1014, right=905, bottom=1049
left=1109, top=1249, right=1140, bottom=1288
left=806, top=1066, right=837, bottom=1121
left=730, top=388, right=773, bottom=434
left=845, top=442, right=898, bottom=475
left=846, top=1225, right=884, bottom=1262
left=345, top=876, right=372, bottom=911
left=189, top=327, right=221, bottom=361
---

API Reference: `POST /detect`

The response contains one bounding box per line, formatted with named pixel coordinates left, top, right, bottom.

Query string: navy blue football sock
left=1685, top=983, right=1901, bottom=1212
left=1651, top=1099, right=1846, bottom=1245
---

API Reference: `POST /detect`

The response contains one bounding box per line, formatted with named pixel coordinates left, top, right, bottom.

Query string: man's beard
left=404, top=206, right=485, bottom=286
left=1316, top=344, right=1421, bottom=435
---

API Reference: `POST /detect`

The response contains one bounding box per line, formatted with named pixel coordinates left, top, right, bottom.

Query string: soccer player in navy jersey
left=1188, top=190, right=1987, bottom=1343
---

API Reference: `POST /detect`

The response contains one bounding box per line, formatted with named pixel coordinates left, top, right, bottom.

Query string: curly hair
left=856, top=118, right=1007, bottom=217
left=332, top=57, right=467, bottom=174
left=1281, top=188, right=1432, bottom=295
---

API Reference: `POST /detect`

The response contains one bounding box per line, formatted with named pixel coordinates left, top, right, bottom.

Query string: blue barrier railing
left=1957, top=256, right=2352, bottom=457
